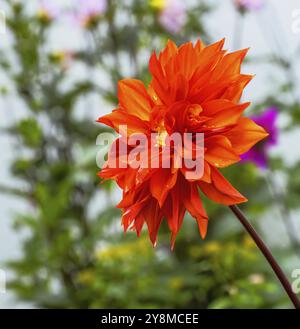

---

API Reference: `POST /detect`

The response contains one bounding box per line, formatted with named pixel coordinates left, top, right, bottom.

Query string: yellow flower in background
left=49, top=51, right=74, bottom=69
left=243, top=235, right=256, bottom=249
left=169, top=277, right=184, bottom=290
left=37, top=2, right=58, bottom=23
left=77, top=269, right=96, bottom=285
left=203, top=241, right=222, bottom=254
left=149, top=0, right=187, bottom=34
left=37, top=8, right=52, bottom=22
left=96, top=238, right=152, bottom=261
left=150, top=0, right=167, bottom=10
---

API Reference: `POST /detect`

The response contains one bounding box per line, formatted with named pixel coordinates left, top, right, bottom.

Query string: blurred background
left=0, top=0, right=300, bottom=309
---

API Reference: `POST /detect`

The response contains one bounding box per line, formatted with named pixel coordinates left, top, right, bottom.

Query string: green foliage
left=70, top=236, right=283, bottom=309
left=16, top=118, right=42, bottom=147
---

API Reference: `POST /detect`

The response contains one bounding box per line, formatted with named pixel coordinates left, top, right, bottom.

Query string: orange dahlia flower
left=97, top=39, right=268, bottom=248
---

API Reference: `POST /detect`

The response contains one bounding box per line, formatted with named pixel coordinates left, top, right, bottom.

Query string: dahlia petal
left=201, top=161, right=212, bottom=183
left=221, top=74, right=253, bottom=102
left=165, top=100, right=189, bottom=133
left=182, top=181, right=208, bottom=239
left=211, top=48, right=249, bottom=81
left=147, top=84, right=163, bottom=106
left=150, top=169, right=178, bottom=207
left=182, top=160, right=211, bottom=183
left=99, top=171, right=129, bottom=190
left=198, top=38, right=225, bottom=63
left=189, top=63, right=223, bottom=97
left=143, top=198, right=164, bottom=246
left=97, top=109, right=149, bottom=136
left=98, top=165, right=124, bottom=181
left=122, top=195, right=149, bottom=232
left=198, top=167, right=247, bottom=205
left=192, top=77, right=238, bottom=103
left=170, top=73, right=189, bottom=102
left=188, top=40, right=226, bottom=94
left=118, top=168, right=137, bottom=192
left=98, top=139, right=130, bottom=183
left=225, top=117, right=269, bottom=154
left=117, top=190, right=135, bottom=209
left=194, top=39, right=205, bottom=53
left=118, top=79, right=152, bottom=121
left=133, top=213, right=145, bottom=237
left=163, top=187, right=186, bottom=249
left=176, top=42, right=198, bottom=80
left=202, top=100, right=250, bottom=127
left=205, top=135, right=241, bottom=167
left=158, top=39, right=178, bottom=67
left=149, top=52, right=170, bottom=105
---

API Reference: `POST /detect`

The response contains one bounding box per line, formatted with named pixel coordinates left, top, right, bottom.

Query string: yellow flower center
left=187, top=104, right=203, bottom=123
left=156, top=128, right=168, bottom=147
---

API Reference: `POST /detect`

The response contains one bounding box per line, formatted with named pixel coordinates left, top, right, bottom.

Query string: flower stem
left=229, top=204, right=300, bottom=309
left=264, top=171, right=300, bottom=260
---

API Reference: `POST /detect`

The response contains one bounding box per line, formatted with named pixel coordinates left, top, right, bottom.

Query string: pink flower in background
left=234, top=0, right=265, bottom=11
left=77, top=0, right=107, bottom=27
left=158, top=0, right=187, bottom=34
left=241, top=107, right=279, bottom=169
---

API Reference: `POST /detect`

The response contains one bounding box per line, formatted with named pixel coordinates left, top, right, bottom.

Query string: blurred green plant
left=73, top=235, right=282, bottom=309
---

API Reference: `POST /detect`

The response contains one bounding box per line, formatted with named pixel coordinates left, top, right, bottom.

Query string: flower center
left=155, top=126, right=168, bottom=147
left=187, top=104, right=203, bottom=123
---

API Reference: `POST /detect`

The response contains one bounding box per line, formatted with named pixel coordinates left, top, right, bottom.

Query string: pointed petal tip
left=239, top=47, right=250, bottom=55
left=263, top=130, right=270, bottom=137
left=149, top=232, right=158, bottom=248
left=170, top=232, right=177, bottom=251
left=230, top=197, right=248, bottom=205
left=198, top=218, right=208, bottom=239
left=170, top=239, right=175, bottom=251
left=166, top=39, right=177, bottom=47
left=96, top=116, right=104, bottom=123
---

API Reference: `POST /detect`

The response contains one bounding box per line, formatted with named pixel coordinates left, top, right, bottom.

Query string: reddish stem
left=229, top=204, right=300, bottom=309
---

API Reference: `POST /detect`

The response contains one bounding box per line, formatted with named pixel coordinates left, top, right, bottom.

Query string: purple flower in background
left=234, top=0, right=265, bottom=12
left=77, top=0, right=107, bottom=27
left=241, top=107, right=279, bottom=169
left=158, top=0, right=187, bottom=34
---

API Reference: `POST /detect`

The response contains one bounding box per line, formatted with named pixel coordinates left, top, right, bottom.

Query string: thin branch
left=229, top=204, right=300, bottom=309
left=264, top=171, right=300, bottom=259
